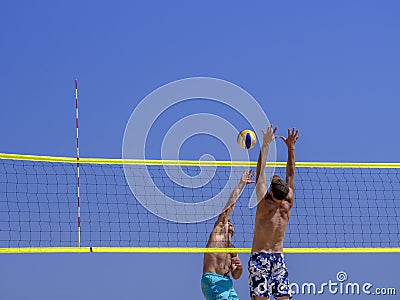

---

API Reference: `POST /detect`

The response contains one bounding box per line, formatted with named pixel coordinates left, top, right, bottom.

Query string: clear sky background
left=1, top=1, right=399, bottom=299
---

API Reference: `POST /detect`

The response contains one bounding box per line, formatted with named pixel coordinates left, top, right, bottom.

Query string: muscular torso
left=251, top=189, right=293, bottom=253
left=203, top=223, right=235, bottom=276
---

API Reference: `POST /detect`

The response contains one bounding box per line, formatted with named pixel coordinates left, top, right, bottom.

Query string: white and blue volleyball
left=237, top=129, right=257, bottom=149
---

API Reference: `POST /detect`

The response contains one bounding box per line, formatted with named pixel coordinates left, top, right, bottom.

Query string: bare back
left=251, top=188, right=294, bottom=253
left=203, top=222, right=236, bottom=275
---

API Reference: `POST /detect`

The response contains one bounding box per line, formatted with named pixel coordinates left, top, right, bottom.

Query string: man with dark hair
left=269, top=175, right=289, bottom=200
left=202, top=169, right=255, bottom=300
left=248, top=126, right=300, bottom=300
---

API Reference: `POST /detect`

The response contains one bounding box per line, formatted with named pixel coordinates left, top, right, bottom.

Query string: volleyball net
left=1, top=153, right=400, bottom=254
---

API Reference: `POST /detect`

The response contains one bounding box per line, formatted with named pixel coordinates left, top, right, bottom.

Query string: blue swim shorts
left=248, top=252, right=293, bottom=299
left=201, top=272, right=239, bottom=300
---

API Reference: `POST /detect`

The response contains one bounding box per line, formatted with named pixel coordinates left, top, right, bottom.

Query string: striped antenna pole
left=75, top=79, right=81, bottom=247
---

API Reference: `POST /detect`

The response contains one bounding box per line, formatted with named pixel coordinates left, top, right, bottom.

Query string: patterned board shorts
left=248, top=252, right=293, bottom=299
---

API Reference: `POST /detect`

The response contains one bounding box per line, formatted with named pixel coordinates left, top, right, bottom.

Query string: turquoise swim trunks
left=201, top=272, right=239, bottom=300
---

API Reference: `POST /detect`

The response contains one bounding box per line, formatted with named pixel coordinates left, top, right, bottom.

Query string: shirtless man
left=202, top=169, right=255, bottom=300
left=248, top=126, right=300, bottom=299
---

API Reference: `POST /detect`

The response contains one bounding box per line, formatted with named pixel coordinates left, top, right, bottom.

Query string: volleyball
left=237, top=130, right=257, bottom=149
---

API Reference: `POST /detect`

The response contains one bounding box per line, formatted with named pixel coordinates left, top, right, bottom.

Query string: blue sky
left=1, top=1, right=399, bottom=299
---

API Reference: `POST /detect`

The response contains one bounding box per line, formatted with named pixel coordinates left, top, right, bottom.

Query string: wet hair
left=270, top=175, right=289, bottom=200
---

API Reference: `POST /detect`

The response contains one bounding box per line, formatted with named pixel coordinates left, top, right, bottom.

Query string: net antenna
left=75, top=79, right=81, bottom=247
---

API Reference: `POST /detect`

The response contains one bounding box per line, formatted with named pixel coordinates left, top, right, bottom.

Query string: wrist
left=261, top=143, right=270, bottom=150
left=238, top=181, right=246, bottom=187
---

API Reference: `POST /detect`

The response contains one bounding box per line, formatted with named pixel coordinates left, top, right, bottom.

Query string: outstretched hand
left=261, top=125, right=278, bottom=146
left=240, top=169, right=255, bottom=185
left=279, top=128, right=300, bottom=148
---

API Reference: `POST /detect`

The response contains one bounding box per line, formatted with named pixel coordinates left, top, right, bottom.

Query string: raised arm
left=256, top=125, right=277, bottom=200
left=216, top=169, right=255, bottom=225
left=279, top=128, right=300, bottom=190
